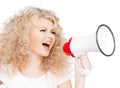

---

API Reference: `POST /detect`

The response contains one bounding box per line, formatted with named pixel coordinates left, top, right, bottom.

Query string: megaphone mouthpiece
left=63, top=38, right=75, bottom=57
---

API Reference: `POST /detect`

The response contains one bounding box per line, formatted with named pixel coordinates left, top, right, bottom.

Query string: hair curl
left=0, top=6, right=71, bottom=76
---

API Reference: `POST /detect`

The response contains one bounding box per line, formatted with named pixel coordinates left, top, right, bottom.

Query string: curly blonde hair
left=0, top=6, right=71, bottom=76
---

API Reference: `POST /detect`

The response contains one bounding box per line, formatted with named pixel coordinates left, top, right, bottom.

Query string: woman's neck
left=20, top=54, right=47, bottom=78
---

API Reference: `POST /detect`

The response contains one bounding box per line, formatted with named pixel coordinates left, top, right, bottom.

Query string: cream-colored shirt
left=0, top=70, right=71, bottom=88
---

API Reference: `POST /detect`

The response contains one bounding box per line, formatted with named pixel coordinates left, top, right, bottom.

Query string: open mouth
left=42, top=43, right=51, bottom=49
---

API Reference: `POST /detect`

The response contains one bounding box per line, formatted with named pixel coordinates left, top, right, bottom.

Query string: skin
left=58, top=55, right=92, bottom=88
left=19, top=18, right=92, bottom=88
left=21, top=18, right=56, bottom=77
left=74, top=55, right=92, bottom=88
left=0, top=18, right=92, bottom=88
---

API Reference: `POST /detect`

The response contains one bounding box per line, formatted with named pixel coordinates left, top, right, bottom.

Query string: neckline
left=18, top=71, right=48, bottom=80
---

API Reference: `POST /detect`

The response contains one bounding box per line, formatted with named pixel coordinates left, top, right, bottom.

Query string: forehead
left=37, top=18, right=55, bottom=28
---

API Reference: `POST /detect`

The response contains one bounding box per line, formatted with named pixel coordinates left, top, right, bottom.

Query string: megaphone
left=63, top=24, right=116, bottom=57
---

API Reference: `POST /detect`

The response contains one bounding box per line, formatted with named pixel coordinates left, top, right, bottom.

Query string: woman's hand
left=74, top=54, right=92, bottom=88
left=74, top=54, right=92, bottom=76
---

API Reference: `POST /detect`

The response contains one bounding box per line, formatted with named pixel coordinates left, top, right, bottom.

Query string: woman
left=0, top=6, right=92, bottom=88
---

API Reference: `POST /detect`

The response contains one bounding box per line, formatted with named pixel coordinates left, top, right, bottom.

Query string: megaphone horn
left=96, top=24, right=115, bottom=56
left=63, top=24, right=116, bottom=57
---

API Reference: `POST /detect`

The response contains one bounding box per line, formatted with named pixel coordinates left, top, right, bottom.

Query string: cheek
left=30, top=33, right=42, bottom=47
left=52, top=36, right=56, bottom=45
left=53, top=38, right=56, bottom=44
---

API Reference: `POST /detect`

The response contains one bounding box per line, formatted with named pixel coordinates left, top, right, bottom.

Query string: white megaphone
left=63, top=24, right=116, bottom=57
left=63, top=24, right=116, bottom=75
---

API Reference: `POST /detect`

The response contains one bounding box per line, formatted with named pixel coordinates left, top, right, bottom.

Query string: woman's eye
left=51, top=31, right=56, bottom=35
left=40, top=29, right=46, bottom=32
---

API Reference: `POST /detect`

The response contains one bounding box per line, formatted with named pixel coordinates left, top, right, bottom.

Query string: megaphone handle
left=75, top=53, right=90, bottom=75
left=75, top=59, right=90, bottom=76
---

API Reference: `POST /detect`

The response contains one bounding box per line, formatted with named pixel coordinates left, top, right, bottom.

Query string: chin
left=42, top=52, right=50, bottom=57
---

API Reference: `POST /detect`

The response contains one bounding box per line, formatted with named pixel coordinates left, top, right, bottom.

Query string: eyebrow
left=38, top=26, right=56, bottom=32
left=51, top=28, right=55, bottom=31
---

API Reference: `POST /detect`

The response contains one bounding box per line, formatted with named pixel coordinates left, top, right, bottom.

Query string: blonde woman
left=0, top=6, right=92, bottom=88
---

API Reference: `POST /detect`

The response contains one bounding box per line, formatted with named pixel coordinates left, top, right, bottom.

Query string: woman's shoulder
left=47, top=70, right=72, bottom=85
left=0, top=67, right=9, bottom=86
left=0, top=65, right=15, bottom=83
left=0, top=67, right=6, bottom=78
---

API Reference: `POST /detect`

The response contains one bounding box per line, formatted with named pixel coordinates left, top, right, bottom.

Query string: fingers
left=79, top=55, right=92, bottom=70
left=74, top=54, right=92, bottom=76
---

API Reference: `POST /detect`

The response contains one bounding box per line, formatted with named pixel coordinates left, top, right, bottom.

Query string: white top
left=0, top=70, right=71, bottom=88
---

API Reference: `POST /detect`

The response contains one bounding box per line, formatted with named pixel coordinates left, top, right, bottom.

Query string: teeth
left=42, top=43, right=50, bottom=47
left=46, top=42, right=51, bottom=44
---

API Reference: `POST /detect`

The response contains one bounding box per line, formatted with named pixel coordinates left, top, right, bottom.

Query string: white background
left=0, top=0, right=120, bottom=88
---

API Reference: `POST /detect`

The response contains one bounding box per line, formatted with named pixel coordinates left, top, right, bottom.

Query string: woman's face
left=30, top=18, right=56, bottom=57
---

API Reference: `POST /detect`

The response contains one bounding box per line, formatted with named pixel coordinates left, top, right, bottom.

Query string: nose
left=47, top=32, right=54, bottom=39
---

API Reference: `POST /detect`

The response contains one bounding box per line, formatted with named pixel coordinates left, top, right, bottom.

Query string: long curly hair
left=0, top=6, right=71, bottom=76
